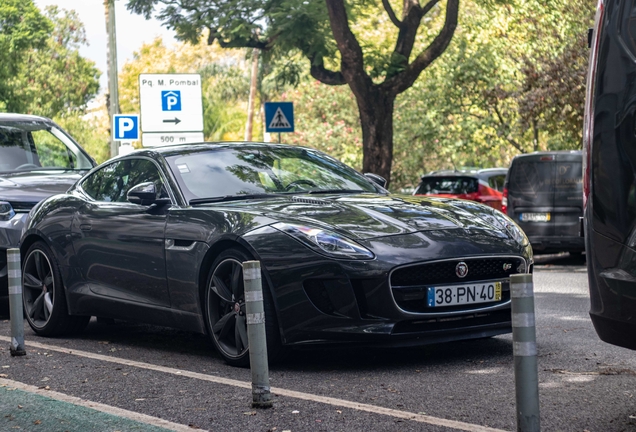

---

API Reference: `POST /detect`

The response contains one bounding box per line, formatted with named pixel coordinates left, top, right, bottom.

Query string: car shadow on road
left=275, top=336, right=514, bottom=372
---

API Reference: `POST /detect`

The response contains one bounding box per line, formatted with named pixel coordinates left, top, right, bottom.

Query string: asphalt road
left=0, top=253, right=634, bottom=432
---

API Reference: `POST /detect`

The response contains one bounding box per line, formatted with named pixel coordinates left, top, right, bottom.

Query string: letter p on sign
left=113, top=115, right=139, bottom=140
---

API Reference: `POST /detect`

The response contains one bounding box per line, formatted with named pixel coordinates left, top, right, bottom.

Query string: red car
left=413, top=168, right=508, bottom=211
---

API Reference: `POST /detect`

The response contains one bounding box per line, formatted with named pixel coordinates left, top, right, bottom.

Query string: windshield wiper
left=190, top=193, right=285, bottom=205
left=306, top=189, right=368, bottom=195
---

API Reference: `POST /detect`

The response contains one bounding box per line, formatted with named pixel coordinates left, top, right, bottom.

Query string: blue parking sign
left=162, top=90, right=182, bottom=111
left=113, top=114, right=139, bottom=140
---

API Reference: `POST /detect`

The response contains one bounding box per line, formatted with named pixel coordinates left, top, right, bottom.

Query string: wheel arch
left=20, top=233, right=46, bottom=259
left=197, top=237, right=284, bottom=341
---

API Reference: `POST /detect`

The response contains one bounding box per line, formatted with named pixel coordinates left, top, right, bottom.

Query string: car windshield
left=0, top=120, right=93, bottom=173
left=414, top=176, right=478, bottom=195
left=164, top=146, right=378, bottom=203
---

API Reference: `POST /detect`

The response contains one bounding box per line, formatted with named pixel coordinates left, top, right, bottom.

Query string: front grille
left=390, top=257, right=525, bottom=314
left=9, top=201, right=37, bottom=211
left=391, top=257, right=525, bottom=287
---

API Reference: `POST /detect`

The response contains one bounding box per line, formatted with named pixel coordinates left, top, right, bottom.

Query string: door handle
left=80, top=224, right=92, bottom=231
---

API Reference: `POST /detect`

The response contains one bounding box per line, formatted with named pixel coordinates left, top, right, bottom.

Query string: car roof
left=510, top=150, right=582, bottom=163
left=0, top=113, right=53, bottom=123
left=420, top=168, right=508, bottom=179
left=108, top=142, right=318, bottom=161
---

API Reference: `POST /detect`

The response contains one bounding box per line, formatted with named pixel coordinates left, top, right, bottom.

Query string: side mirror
left=364, top=173, right=387, bottom=188
left=127, top=182, right=171, bottom=206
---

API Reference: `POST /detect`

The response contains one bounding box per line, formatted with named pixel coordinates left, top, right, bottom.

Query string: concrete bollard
left=7, top=248, right=26, bottom=356
left=242, top=260, right=272, bottom=408
left=510, top=273, right=540, bottom=431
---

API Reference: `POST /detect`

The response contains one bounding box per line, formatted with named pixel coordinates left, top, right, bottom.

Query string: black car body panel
left=0, top=114, right=95, bottom=297
left=584, top=0, right=636, bottom=350
left=504, top=151, right=584, bottom=254
left=21, top=143, right=532, bottom=350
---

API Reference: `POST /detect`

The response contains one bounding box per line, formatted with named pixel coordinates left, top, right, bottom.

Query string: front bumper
left=586, top=228, right=636, bottom=350
left=590, top=313, right=636, bottom=350
left=245, top=226, right=531, bottom=347
left=0, top=212, right=28, bottom=297
left=529, top=236, right=584, bottom=253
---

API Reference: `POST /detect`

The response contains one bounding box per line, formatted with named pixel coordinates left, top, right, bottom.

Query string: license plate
left=427, top=282, right=502, bottom=307
left=520, top=212, right=551, bottom=222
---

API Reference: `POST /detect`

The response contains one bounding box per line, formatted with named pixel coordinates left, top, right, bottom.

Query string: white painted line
left=0, top=377, right=201, bottom=432
left=0, top=336, right=509, bottom=432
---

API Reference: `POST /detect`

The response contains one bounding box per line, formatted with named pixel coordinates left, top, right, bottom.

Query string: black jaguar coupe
left=21, top=143, right=532, bottom=366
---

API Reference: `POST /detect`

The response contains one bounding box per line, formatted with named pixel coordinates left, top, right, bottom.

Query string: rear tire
left=203, top=248, right=282, bottom=367
left=22, top=241, right=89, bottom=336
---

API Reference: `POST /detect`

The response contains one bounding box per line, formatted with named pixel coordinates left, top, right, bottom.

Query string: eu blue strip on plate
left=427, top=287, right=435, bottom=307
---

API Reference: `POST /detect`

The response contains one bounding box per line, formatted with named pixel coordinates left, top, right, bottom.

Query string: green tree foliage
left=0, top=0, right=51, bottom=111
left=0, top=3, right=105, bottom=162
left=387, top=0, right=595, bottom=189
left=12, top=6, right=101, bottom=117
left=201, top=63, right=251, bottom=141
left=55, top=110, right=111, bottom=164
left=126, top=0, right=461, bottom=186
left=281, top=79, right=362, bottom=169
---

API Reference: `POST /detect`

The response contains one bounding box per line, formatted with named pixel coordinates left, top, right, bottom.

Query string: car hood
left=218, top=193, right=512, bottom=241
left=0, top=171, right=84, bottom=207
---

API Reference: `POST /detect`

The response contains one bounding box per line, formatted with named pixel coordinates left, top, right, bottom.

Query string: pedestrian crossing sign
left=265, top=102, right=294, bottom=133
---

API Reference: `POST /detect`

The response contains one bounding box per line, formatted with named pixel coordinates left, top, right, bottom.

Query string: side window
left=81, top=159, right=165, bottom=203
left=488, top=175, right=506, bottom=192
left=81, top=161, right=119, bottom=202
left=0, top=129, right=33, bottom=170
left=619, top=0, right=636, bottom=57
left=30, top=130, right=76, bottom=169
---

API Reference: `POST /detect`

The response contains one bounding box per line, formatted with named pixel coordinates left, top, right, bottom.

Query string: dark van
left=583, top=0, right=636, bottom=350
left=502, top=151, right=584, bottom=254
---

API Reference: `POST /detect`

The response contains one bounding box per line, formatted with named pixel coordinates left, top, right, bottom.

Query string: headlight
left=0, top=201, right=15, bottom=221
left=482, top=211, right=529, bottom=246
left=272, top=222, right=375, bottom=260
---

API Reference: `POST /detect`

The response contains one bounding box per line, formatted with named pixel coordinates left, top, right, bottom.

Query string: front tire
left=204, top=248, right=281, bottom=367
left=22, top=241, right=89, bottom=336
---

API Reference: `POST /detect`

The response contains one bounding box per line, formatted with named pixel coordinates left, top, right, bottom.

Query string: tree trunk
left=532, top=119, right=539, bottom=152
left=244, top=48, right=259, bottom=141
left=356, top=88, right=395, bottom=187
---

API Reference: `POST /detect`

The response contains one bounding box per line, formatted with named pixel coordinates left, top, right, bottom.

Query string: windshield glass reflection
left=165, top=146, right=377, bottom=203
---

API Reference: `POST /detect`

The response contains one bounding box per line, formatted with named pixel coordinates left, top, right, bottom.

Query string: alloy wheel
left=207, top=258, right=249, bottom=360
left=23, top=248, right=56, bottom=329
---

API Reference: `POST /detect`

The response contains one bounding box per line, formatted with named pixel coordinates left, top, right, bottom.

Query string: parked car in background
left=413, top=168, right=507, bottom=211
left=583, top=0, right=636, bottom=350
left=502, top=151, right=584, bottom=255
left=0, top=113, right=96, bottom=298
left=20, top=142, right=532, bottom=366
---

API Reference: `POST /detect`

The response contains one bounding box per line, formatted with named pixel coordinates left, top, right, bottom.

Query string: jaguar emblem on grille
left=455, top=262, right=468, bottom=278
left=503, top=263, right=512, bottom=271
